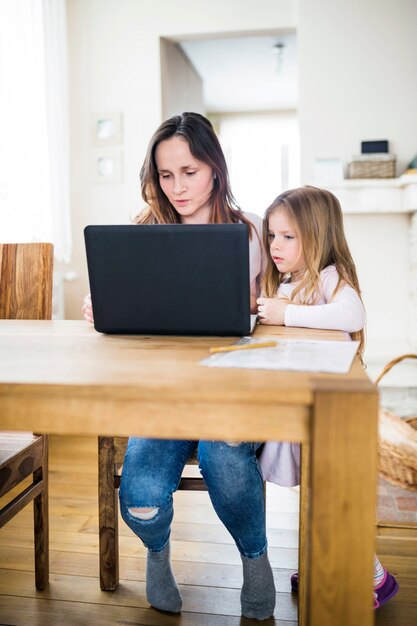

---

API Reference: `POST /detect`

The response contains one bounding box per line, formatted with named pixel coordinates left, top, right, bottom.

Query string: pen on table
left=209, top=341, right=277, bottom=354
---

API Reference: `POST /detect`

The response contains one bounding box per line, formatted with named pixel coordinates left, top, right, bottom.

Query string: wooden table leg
left=307, top=384, right=378, bottom=626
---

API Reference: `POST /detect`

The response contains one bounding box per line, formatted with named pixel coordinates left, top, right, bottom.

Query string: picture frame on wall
left=92, top=112, right=123, bottom=146
left=313, top=158, right=344, bottom=186
left=91, top=112, right=123, bottom=183
left=92, top=148, right=123, bottom=184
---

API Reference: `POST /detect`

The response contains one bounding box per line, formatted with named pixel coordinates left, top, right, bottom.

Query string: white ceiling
left=180, top=33, right=298, bottom=113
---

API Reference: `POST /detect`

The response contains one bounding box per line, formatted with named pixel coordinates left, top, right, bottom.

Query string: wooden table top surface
left=0, top=320, right=372, bottom=407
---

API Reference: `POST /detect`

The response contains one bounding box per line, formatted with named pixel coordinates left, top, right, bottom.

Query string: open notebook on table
left=201, top=336, right=360, bottom=374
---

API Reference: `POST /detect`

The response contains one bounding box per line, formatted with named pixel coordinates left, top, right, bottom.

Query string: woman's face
left=155, top=136, right=214, bottom=224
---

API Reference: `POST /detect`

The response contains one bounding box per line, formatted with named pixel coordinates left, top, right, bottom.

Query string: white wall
left=298, top=0, right=417, bottom=182
left=160, top=40, right=204, bottom=119
left=298, top=0, right=417, bottom=358
left=66, top=0, right=297, bottom=318
left=343, top=213, right=411, bottom=357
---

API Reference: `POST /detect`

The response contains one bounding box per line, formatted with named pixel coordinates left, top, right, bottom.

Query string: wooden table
left=0, top=320, right=378, bottom=626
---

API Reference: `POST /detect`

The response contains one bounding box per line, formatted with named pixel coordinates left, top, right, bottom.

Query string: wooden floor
left=0, top=436, right=416, bottom=626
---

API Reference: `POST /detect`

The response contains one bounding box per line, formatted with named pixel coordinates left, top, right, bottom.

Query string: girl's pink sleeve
left=284, top=266, right=366, bottom=333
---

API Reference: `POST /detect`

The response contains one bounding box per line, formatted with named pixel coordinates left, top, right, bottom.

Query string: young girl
left=256, top=185, right=399, bottom=610
left=83, top=112, right=275, bottom=621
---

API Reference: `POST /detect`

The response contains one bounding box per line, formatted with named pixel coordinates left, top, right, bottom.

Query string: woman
left=83, top=112, right=274, bottom=621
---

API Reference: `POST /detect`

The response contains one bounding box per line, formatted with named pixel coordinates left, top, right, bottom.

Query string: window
left=215, top=113, right=300, bottom=217
left=0, top=0, right=70, bottom=261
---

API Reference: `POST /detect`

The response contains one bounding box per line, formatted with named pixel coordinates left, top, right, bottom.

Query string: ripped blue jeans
left=119, top=438, right=266, bottom=558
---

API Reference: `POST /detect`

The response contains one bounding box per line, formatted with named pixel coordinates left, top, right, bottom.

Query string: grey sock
left=146, top=543, right=182, bottom=613
left=240, top=551, right=276, bottom=620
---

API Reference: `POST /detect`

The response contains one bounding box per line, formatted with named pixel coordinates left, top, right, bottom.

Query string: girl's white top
left=259, top=265, right=365, bottom=487
left=282, top=265, right=365, bottom=333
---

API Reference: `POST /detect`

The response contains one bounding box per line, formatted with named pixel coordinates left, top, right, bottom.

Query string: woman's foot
left=146, top=543, right=182, bottom=613
left=290, top=569, right=399, bottom=609
left=241, top=552, right=276, bottom=620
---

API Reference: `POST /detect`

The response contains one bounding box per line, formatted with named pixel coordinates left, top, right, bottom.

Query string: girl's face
left=155, top=136, right=214, bottom=224
left=267, top=208, right=305, bottom=279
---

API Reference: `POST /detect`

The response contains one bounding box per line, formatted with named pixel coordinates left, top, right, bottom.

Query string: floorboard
left=0, top=435, right=416, bottom=625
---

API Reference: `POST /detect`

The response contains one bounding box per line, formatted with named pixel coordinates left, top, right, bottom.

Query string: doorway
left=160, top=31, right=299, bottom=212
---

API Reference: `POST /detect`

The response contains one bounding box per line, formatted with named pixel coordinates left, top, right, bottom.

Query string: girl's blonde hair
left=262, top=186, right=365, bottom=358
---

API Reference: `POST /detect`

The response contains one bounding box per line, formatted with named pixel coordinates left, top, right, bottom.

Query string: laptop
left=84, top=223, right=255, bottom=336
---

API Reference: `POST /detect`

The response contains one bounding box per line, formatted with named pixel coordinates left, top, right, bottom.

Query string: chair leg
left=98, top=437, right=119, bottom=591
left=33, top=435, right=49, bottom=590
left=298, top=442, right=310, bottom=626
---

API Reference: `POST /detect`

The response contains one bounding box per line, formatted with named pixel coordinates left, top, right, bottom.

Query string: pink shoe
left=374, top=569, right=399, bottom=609
left=290, top=569, right=399, bottom=610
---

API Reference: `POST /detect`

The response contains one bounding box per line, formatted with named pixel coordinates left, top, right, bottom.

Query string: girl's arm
left=285, top=269, right=365, bottom=333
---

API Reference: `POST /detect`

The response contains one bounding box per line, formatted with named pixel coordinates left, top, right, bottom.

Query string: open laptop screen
left=84, top=223, right=251, bottom=336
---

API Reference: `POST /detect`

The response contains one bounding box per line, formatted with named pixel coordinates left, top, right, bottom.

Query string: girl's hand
left=257, top=296, right=289, bottom=326
left=82, top=293, right=94, bottom=325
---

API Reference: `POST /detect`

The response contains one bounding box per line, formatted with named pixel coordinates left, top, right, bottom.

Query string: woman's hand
left=250, top=294, right=258, bottom=314
left=257, top=296, right=289, bottom=326
left=82, top=293, right=94, bottom=325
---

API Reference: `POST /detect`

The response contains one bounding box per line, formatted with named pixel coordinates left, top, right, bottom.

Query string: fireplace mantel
left=327, top=175, right=417, bottom=214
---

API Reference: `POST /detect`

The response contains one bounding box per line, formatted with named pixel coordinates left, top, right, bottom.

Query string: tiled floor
left=368, top=354, right=417, bottom=525
left=377, top=477, right=417, bottom=525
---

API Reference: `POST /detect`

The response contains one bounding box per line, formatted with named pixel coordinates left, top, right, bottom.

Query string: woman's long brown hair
left=134, top=112, right=254, bottom=237
left=262, top=186, right=365, bottom=359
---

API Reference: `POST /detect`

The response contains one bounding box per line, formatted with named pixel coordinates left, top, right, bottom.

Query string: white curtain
left=0, top=0, right=71, bottom=262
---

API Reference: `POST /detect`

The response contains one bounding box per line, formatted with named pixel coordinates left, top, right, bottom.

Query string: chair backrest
left=0, top=243, right=54, bottom=320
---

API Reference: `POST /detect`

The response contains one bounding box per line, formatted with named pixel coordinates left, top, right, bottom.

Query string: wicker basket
left=375, top=354, right=417, bottom=491
left=348, top=158, right=396, bottom=179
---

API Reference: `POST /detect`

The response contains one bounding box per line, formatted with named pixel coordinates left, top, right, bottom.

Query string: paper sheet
left=201, top=336, right=359, bottom=374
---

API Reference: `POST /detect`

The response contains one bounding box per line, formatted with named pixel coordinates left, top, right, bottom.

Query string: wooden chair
left=0, top=242, right=53, bottom=590
left=98, top=436, right=206, bottom=591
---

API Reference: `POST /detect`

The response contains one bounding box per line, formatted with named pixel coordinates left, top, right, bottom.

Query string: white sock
left=373, top=555, right=385, bottom=588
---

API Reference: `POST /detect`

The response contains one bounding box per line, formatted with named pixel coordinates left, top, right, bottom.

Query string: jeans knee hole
left=128, top=507, right=158, bottom=520
left=225, top=441, right=241, bottom=447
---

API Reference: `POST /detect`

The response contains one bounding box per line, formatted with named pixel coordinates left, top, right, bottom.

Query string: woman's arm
left=82, top=293, right=94, bottom=324
left=246, top=212, right=266, bottom=314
